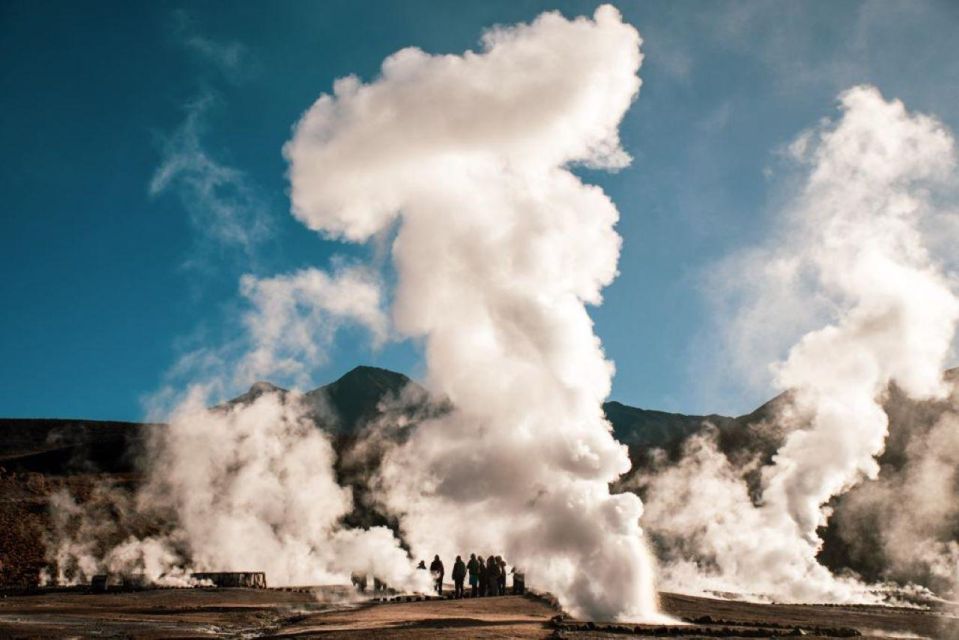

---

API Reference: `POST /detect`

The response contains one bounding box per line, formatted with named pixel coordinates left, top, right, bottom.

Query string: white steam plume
left=45, top=266, right=427, bottom=593
left=764, top=85, right=958, bottom=548
left=285, top=6, right=661, bottom=622
left=149, top=264, right=387, bottom=412
left=640, top=86, right=959, bottom=602
left=833, top=379, right=959, bottom=598
left=137, top=387, right=419, bottom=588
left=237, top=265, right=388, bottom=389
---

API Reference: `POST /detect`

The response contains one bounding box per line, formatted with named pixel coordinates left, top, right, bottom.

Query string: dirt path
left=264, top=595, right=555, bottom=639
left=0, top=588, right=955, bottom=639
left=0, top=588, right=324, bottom=639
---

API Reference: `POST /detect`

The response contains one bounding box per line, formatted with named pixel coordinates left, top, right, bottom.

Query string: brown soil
left=0, top=588, right=955, bottom=640
left=265, top=594, right=556, bottom=639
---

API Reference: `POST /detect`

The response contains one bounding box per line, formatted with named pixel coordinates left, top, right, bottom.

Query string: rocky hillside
left=0, top=365, right=720, bottom=585
left=0, top=365, right=736, bottom=478
left=0, top=367, right=425, bottom=477
left=2, top=365, right=956, bottom=589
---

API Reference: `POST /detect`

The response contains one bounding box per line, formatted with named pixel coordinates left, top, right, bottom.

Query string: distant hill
left=0, top=365, right=770, bottom=476
left=0, top=418, right=163, bottom=475
left=3, top=365, right=954, bottom=588
left=0, top=366, right=742, bottom=478
left=602, top=401, right=733, bottom=448
left=221, top=366, right=431, bottom=435
left=309, top=365, right=422, bottom=432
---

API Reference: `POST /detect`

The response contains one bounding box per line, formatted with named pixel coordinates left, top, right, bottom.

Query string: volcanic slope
left=2, top=365, right=958, bottom=594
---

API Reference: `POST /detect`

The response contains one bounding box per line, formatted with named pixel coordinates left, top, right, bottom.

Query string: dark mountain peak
left=221, top=381, right=290, bottom=409
left=602, top=400, right=734, bottom=448
left=249, top=381, right=283, bottom=395
left=330, top=366, right=413, bottom=392
left=212, top=366, right=427, bottom=435
left=304, top=366, right=427, bottom=434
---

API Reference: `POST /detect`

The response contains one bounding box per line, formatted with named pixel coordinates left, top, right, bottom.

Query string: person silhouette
left=485, top=555, right=499, bottom=596
left=467, top=553, right=479, bottom=597
left=496, top=556, right=507, bottom=595
left=477, top=556, right=487, bottom=597
left=429, top=554, right=445, bottom=596
left=452, top=555, right=466, bottom=598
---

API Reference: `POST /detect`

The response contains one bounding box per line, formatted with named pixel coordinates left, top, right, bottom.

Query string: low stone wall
left=191, top=572, right=267, bottom=588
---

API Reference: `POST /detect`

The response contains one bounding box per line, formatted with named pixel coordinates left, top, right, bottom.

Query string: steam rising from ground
left=44, top=266, right=426, bottom=592
left=44, top=4, right=959, bottom=619
left=640, top=86, right=959, bottom=602
left=44, top=6, right=654, bottom=614
left=285, top=5, right=660, bottom=621
left=834, top=380, right=959, bottom=598
left=138, top=389, right=418, bottom=588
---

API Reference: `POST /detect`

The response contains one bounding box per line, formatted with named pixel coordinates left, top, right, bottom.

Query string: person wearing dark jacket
left=477, top=557, right=487, bottom=597
left=451, top=555, right=466, bottom=598
left=496, top=556, right=507, bottom=595
left=466, top=553, right=479, bottom=597
left=485, top=555, right=500, bottom=596
left=429, top=555, right=444, bottom=596
left=511, top=566, right=525, bottom=595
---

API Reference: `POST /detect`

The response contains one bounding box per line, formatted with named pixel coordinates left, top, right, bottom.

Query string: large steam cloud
left=138, top=387, right=418, bottom=588
left=44, top=6, right=657, bottom=617
left=43, top=265, right=426, bottom=593
left=49, top=4, right=959, bottom=621
left=830, top=377, right=959, bottom=599
left=639, top=86, right=959, bottom=602
left=833, top=382, right=959, bottom=597
left=285, top=5, right=661, bottom=621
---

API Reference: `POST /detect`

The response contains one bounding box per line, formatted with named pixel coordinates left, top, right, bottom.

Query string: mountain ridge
left=0, top=364, right=807, bottom=466
left=5, top=365, right=955, bottom=466
left=0, top=364, right=956, bottom=587
left=0, top=364, right=731, bottom=475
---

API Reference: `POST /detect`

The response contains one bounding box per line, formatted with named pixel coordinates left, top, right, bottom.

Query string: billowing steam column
left=285, top=6, right=660, bottom=621
left=639, top=87, right=959, bottom=603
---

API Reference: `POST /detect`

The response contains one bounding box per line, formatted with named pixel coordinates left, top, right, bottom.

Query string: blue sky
left=2, top=1, right=958, bottom=421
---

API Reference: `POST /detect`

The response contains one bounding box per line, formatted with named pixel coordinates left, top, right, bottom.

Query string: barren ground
left=0, top=588, right=956, bottom=639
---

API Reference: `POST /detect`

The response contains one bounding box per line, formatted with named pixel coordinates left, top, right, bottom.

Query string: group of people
left=423, top=554, right=524, bottom=598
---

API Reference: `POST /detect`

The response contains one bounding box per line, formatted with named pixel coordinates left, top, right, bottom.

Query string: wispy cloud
left=236, top=264, right=388, bottom=389
left=143, top=262, right=387, bottom=418
left=149, top=94, right=272, bottom=265
left=171, top=10, right=254, bottom=82
left=701, top=0, right=959, bottom=105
